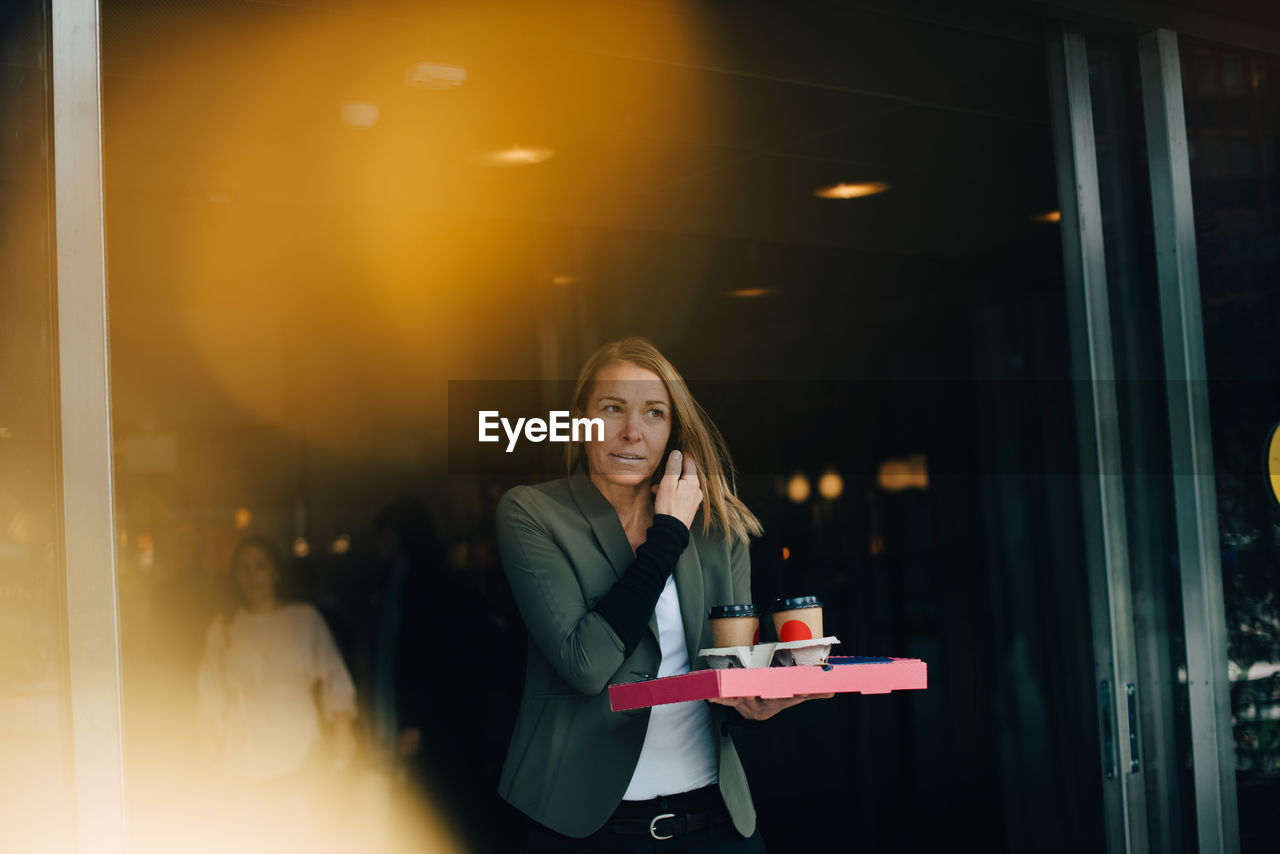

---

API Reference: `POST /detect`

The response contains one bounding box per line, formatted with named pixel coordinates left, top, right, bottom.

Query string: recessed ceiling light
left=405, top=62, right=467, bottom=90
left=340, top=101, right=380, bottom=128
left=468, top=145, right=555, bottom=167
left=1031, top=210, right=1062, bottom=223
left=813, top=181, right=890, bottom=199
left=724, top=288, right=776, bottom=298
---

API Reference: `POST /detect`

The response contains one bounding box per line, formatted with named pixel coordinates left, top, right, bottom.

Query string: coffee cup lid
left=708, top=603, right=760, bottom=619
left=770, top=595, right=822, bottom=611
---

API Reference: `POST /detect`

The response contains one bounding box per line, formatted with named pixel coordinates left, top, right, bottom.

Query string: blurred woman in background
left=197, top=534, right=357, bottom=850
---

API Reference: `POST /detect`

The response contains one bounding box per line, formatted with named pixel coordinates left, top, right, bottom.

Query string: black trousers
left=523, top=787, right=765, bottom=854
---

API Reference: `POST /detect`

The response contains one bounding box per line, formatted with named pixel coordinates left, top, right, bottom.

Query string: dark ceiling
left=100, top=0, right=1060, bottom=259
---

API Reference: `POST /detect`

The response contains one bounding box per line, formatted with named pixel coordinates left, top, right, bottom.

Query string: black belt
left=603, top=786, right=730, bottom=840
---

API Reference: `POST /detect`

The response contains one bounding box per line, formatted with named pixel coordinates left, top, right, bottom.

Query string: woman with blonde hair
left=496, top=337, right=823, bottom=852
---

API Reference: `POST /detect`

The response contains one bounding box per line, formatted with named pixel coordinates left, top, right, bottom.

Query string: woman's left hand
left=707, top=693, right=835, bottom=721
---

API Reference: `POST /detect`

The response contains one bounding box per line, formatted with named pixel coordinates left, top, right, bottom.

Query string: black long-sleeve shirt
left=593, top=514, right=690, bottom=657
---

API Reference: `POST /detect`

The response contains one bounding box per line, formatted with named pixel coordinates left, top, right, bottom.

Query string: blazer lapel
left=568, top=469, right=662, bottom=646
left=568, top=469, right=634, bottom=581
left=568, top=469, right=702, bottom=654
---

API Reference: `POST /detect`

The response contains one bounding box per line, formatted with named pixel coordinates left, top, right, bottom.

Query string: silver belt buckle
left=649, top=812, right=676, bottom=840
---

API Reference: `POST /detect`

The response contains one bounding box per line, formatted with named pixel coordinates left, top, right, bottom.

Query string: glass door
left=96, top=3, right=1113, bottom=851
left=1046, top=24, right=1153, bottom=854
left=1175, top=33, right=1280, bottom=854
left=1048, top=17, right=1280, bottom=854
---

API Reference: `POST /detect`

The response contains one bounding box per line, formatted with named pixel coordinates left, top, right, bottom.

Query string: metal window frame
left=1046, top=23, right=1150, bottom=854
left=51, top=0, right=127, bottom=851
left=1138, top=27, right=1240, bottom=854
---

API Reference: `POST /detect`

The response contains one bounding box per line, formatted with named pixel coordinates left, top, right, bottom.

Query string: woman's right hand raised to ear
left=652, top=450, right=703, bottom=529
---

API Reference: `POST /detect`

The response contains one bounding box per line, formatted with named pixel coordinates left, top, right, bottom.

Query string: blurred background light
left=340, top=101, right=380, bottom=128
left=817, top=468, right=844, bottom=500
left=813, top=181, right=890, bottom=199
left=404, top=61, right=467, bottom=90
left=877, top=453, right=929, bottom=492
left=9, top=511, right=36, bottom=544
left=786, top=473, right=811, bottom=504
left=1030, top=210, right=1061, bottom=223
left=467, top=144, right=555, bottom=167
left=136, top=532, right=155, bottom=568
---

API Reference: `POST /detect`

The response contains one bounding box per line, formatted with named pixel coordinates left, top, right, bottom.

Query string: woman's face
left=580, top=361, right=673, bottom=489
left=234, top=545, right=278, bottom=608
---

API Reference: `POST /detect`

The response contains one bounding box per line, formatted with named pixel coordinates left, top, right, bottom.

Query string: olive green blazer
left=495, top=469, right=757, bottom=839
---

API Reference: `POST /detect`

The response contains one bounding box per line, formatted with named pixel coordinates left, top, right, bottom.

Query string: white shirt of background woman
left=197, top=602, right=356, bottom=779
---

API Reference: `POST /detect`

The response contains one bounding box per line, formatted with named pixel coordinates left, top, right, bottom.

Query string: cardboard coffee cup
left=708, top=603, right=761, bottom=647
left=770, top=596, right=823, bottom=642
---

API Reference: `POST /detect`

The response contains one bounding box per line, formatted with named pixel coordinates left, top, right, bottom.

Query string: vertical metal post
left=1089, top=37, right=1186, bottom=853
left=1138, top=27, right=1240, bottom=854
left=51, top=0, right=127, bottom=851
left=1046, top=24, right=1149, bottom=854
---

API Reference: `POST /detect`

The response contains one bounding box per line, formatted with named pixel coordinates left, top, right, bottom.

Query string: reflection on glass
left=1182, top=38, right=1280, bottom=853
left=99, top=1, right=1097, bottom=851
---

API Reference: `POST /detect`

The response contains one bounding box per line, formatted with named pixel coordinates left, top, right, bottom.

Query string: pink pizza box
left=609, top=656, right=927, bottom=712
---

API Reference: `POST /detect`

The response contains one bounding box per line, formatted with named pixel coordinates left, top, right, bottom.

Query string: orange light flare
left=104, top=0, right=722, bottom=453
left=467, top=144, right=556, bottom=167
left=123, top=749, right=469, bottom=854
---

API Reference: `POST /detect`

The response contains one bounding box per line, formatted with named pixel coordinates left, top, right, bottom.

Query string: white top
left=197, top=602, right=357, bottom=779
left=622, top=575, right=719, bottom=800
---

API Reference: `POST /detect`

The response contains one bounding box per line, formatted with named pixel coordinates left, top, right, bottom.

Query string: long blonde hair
left=565, top=337, right=763, bottom=545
